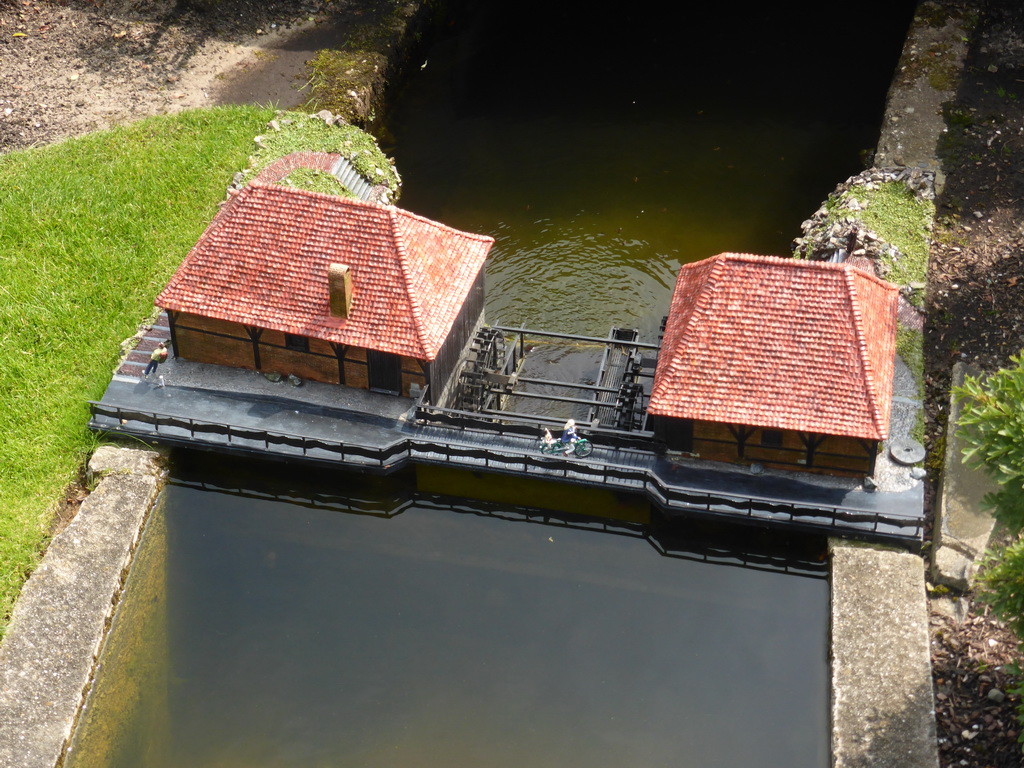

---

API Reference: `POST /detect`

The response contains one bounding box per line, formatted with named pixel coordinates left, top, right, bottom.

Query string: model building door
left=367, top=349, right=402, bottom=395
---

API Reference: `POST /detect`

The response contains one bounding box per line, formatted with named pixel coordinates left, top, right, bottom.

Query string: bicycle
left=539, top=429, right=593, bottom=458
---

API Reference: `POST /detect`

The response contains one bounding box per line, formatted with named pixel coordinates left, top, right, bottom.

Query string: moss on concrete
left=302, top=0, right=436, bottom=130
left=840, top=182, right=935, bottom=306
left=276, top=167, right=358, bottom=197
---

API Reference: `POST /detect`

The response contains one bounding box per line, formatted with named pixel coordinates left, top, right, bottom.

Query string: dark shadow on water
left=67, top=449, right=831, bottom=768
left=170, top=451, right=830, bottom=577
left=382, top=0, right=920, bottom=338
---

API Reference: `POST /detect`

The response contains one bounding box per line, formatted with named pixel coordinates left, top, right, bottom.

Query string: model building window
left=284, top=334, right=309, bottom=353
left=760, top=429, right=783, bottom=449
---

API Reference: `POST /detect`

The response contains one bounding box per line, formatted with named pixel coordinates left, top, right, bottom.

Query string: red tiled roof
left=156, top=182, right=494, bottom=361
left=648, top=253, right=898, bottom=440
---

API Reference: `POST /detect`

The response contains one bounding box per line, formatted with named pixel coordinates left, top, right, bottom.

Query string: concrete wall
left=830, top=543, right=939, bottom=768
left=0, top=447, right=164, bottom=768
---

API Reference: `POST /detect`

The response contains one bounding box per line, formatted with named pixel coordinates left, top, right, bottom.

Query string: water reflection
left=68, top=456, right=828, bottom=768
left=170, top=464, right=829, bottom=579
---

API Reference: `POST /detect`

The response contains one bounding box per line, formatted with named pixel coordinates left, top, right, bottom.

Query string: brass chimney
left=328, top=263, right=353, bottom=318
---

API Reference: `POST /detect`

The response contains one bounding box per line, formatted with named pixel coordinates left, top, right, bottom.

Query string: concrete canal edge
left=826, top=5, right=968, bottom=768
left=830, top=543, right=938, bottom=768
left=0, top=444, right=943, bottom=768
left=826, top=3, right=1017, bottom=766
left=0, top=447, right=165, bottom=768
left=930, top=362, right=999, bottom=591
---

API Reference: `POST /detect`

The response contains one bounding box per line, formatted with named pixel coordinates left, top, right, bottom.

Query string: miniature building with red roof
left=648, top=253, right=898, bottom=477
left=156, top=177, right=494, bottom=401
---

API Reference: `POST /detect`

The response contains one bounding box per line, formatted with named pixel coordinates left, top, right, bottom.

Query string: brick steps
left=116, top=312, right=171, bottom=378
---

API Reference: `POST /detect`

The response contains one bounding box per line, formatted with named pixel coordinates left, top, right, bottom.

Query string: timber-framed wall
left=168, top=311, right=427, bottom=397
left=652, top=416, right=877, bottom=478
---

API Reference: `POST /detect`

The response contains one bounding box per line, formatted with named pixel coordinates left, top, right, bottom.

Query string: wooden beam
left=244, top=326, right=264, bottom=369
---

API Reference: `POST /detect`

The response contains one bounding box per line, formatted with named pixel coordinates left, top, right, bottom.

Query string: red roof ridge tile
left=253, top=152, right=343, bottom=184
left=387, top=206, right=431, bottom=359
left=844, top=268, right=887, bottom=439
left=388, top=203, right=497, bottom=245
left=247, top=178, right=375, bottom=209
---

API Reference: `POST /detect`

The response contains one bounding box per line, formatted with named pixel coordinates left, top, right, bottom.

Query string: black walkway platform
left=89, top=352, right=925, bottom=548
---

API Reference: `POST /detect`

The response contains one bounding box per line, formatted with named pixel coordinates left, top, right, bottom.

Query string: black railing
left=89, top=402, right=410, bottom=470
left=89, top=401, right=922, bottom=544
left=492, top=325, right=661, bottom=350
left=405, top=439, right=922, bottom=541
left=414, top=401, right=659, bottom=451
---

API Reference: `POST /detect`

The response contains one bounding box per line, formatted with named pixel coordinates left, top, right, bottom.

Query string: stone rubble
left=792, top=166, right=935, bottom=268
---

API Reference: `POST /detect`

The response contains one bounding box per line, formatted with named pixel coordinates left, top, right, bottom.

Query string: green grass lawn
left=0, top=105, right=276, bottom=637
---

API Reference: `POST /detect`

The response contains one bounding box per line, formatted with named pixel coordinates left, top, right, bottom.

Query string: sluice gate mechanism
left=453, top=325, right=656, bottom=436
left=456, top=326, right=516, bottom=412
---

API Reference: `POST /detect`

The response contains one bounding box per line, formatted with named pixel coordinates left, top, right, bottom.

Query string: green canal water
left=67, top=1, right=916, bottom=765
left=384, top=1, right=916, bottom=339
left=68, top=458, right=829, bottom=768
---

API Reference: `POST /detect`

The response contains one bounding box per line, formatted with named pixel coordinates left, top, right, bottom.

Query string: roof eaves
left=648, top=254, right=730, bottom=416
left=156, top=187, right=251, bottom=306
left=673, top=254, right=729, bottom=356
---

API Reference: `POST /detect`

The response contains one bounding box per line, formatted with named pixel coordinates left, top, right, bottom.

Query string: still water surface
left=69, top=461, right=828, bottom=767
left=69, top=2, right=918, bottom=764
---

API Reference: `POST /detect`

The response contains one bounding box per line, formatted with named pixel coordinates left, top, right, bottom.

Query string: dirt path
left=924, top=2, right=1024, bottom=765
left=0, top=0, right=330, bottom=154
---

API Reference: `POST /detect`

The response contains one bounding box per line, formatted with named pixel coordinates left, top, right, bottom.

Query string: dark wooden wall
left=169, top=311, right=427, bottom=397
left=652, top=416, right=877, bottom=477
left=428, top=269, right=485, bottom=403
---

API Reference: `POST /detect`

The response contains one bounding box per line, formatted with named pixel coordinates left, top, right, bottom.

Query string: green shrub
left=958, top=353, right=1024, bottom=750
left=956, top=352, right=1024, bottom=531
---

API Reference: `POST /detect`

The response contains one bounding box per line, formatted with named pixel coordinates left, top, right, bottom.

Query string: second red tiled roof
left=648, top=253, right=898, bottom=440
left=156, top=182, right=494, bottom=361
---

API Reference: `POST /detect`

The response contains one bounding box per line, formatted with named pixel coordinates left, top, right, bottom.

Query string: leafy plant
left=978, top=543, right=1024, bottom=639
left=1001, top=662, right=1024, bottom=749
left=978, top=546, right=1024, bottom=751
left=956, top=353, right=1024, bottom=531
left=958, top=353, right=1024, bottom=751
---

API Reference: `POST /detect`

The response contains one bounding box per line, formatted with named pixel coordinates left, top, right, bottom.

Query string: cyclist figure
left=560, top=419, right=578, bottom=455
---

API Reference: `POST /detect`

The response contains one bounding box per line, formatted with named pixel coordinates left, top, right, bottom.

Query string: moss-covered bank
left=302, top=0, right=448, bottom=131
